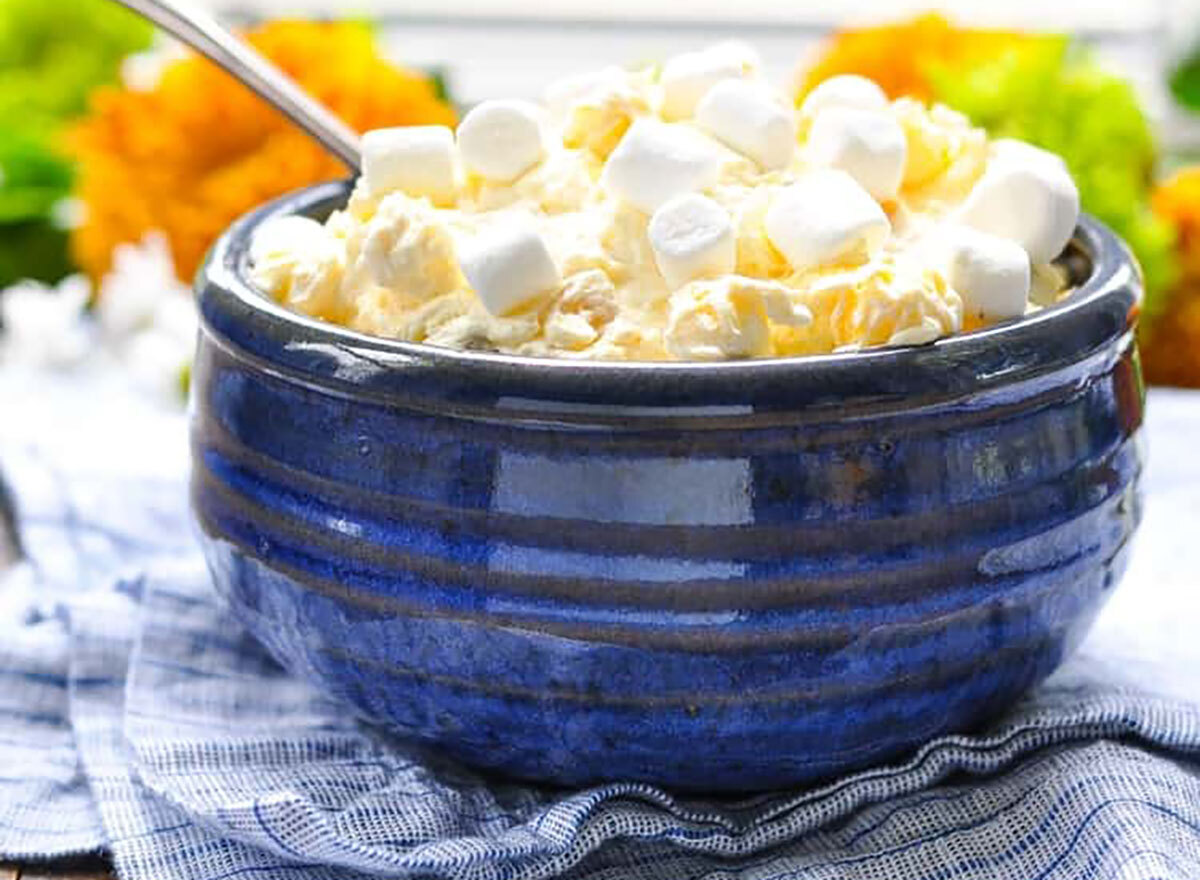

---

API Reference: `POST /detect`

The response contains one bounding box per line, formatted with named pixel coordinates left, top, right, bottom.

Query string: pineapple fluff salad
left=250, top=43, right=1080, bottom=361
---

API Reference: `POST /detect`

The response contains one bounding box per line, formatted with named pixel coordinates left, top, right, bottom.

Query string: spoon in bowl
left=109, top=0, right=362, bottom=172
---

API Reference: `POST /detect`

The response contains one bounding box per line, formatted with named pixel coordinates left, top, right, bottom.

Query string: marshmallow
left=799, top=75, right=889, bottom=117
left=457, top=100, right=546, bottom=183
left=361, top=126, right=457, bottom=204
left=659, top=42, right=758, bottom=120
left=648, top=193, right=736, bottom=288
left=250, top=215, right=332, bottom=267
left=958, top=152, right=1079, bottom=264
left=989, top=137, right=1068, bottom=172
left=459, top=221, right=561, bottom=316
left=764, top=170, right=890, bottom=271
left=600, top=119, right=723, bottom=213
left=544, top=65, right=627, bottom=113
left=806, top=107, right=907, bottom=200
left=695, top=80, right=796, bottom=170
left=943, top=226, right=1031, bottom=321
left=707, top=40, right=762, bottom=70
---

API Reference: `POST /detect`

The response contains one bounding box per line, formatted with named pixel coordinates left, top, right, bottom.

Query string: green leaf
left=426, top=67, right=452, bottom=105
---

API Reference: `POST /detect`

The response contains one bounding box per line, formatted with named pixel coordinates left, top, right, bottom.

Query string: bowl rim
left=197, top=179, right=1141, bottom=408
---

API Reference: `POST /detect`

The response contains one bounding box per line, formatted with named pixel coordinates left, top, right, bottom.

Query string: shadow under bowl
left=190, top=180, right=1145, bottom=791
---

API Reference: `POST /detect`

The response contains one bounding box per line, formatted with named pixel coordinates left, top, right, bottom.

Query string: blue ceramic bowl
left=192, top=180, right=1144, bottom=792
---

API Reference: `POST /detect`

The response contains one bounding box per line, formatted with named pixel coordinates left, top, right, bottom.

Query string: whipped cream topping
left=251, top=46, right=1078, bottom=361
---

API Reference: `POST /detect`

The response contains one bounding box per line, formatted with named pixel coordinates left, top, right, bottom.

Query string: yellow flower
left=68, top=20, right=456, bottom=283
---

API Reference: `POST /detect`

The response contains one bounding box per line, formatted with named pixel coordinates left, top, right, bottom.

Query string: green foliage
left=0, top=0, right=152, bottom=127
left=0, top=220, right=72, bottom=288
left=1170, top=46, right=1200, bottom=114
left=0, top=124, right=73, bottom=222
left=0, top=0, right=151, bottom=283
left=928, top=37, right=1178, bottom=316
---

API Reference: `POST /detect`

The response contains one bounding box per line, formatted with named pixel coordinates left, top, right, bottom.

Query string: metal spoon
left=110, top=0, right=362, bottom=172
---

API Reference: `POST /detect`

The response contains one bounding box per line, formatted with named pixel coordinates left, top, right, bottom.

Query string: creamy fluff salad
left=250, top=43, right=1080, bottom=361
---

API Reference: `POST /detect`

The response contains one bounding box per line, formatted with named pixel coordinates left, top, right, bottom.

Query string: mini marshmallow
left=543, top=65, right=627, bottom=113
left=648, top=193, right=736, bottom=288
left=695, top=80, right=796, bottom=170
left=457, top=100, right=546, bottom=183
left=600, top=119, right=723, bottom=213
left=250, top=215, right=333, bottom=267
left=989, top=137, right=1068, bottom=172
left=708, top=40, right=762, bottom=70
left=807, top=107, right=907, bottom=200
left=361, top=126, right=457, bottom=204
left=659, top=42, right=757, bottom=121
left=702, top=41, right=762, bottom=83
left=943, top=226, right=1031, bottom=321
left=459, top=222, right=561, bottom=316
left=799, top=75, right=889, bottom=117
left=764, top=169, right=890, bottom=271
left=958, top=152, right=1079, bottom=264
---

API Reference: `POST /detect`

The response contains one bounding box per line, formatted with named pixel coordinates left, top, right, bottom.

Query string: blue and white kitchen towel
left=2, top=370, right=1200, bottom=880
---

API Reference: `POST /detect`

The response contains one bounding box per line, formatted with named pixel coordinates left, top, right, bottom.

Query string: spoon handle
left=111, top=0, right=362, bottom=172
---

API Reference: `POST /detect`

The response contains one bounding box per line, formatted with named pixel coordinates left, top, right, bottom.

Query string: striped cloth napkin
left=1, top=370, right=1199, bottom=880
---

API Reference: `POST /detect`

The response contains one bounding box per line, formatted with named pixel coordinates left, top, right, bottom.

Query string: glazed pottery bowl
left=191, top=180, right=1144, bottom=792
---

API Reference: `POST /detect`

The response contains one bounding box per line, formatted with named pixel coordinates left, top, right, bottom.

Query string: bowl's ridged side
left=191, top=333, right=1143, bottom=791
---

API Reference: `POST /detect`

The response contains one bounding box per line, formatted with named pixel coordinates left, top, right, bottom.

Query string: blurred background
left=5, top=0, right=1200, bottom=393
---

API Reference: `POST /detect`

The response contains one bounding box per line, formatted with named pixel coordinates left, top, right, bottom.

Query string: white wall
left=224, top=0, right=1166, bottom=31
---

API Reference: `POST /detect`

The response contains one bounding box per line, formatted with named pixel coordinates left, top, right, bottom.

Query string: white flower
left=123, top=293, right=199, bottom=402
left=95, top=231, right=199, bottom=401
left=123, top=327, right=189, bottom=401
left=97, top=231, right=192, bottom=340
left=0, top=275, right=93, bottom=369
left=151, top=290, right=199, bottom=349
left=0, top=230, right=199, bottom=401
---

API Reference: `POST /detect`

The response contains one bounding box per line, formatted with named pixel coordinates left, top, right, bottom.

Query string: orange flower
left=68, top=20, right=456, bottom=283
left=1143, top=167, right=1200, bottom=386
left=1141, top=290, right=1200, bottom=387
left=797, top=13, right=1031, bottom=101
left=1152, top=167, right=1200, bottom=283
